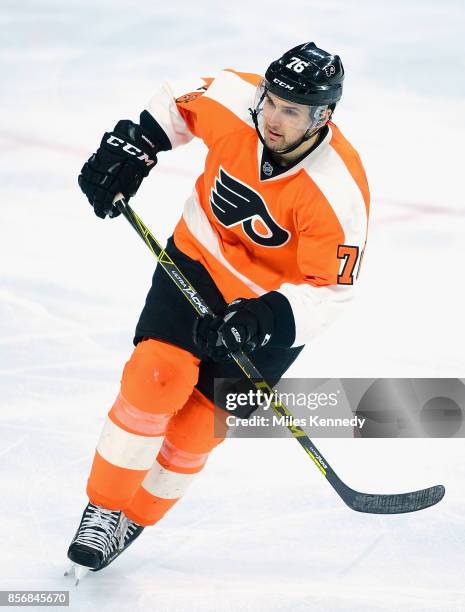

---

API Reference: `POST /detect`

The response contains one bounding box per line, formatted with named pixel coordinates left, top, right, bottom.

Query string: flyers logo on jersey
left=210, top=168, right=291, bottom=247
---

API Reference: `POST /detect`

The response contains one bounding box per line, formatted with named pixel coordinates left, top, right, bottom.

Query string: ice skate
left=66, top=503, right=144, bottom=584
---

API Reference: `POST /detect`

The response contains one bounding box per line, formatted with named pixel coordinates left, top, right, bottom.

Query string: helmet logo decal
left=273, top=78, right=294, bottom=90
left=324, top=65, right=336, bottom=77
left=210, top=167, right=291, bottom=248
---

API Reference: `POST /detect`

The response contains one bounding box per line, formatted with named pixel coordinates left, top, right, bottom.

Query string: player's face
left=262, top=92, right=311, bottom=152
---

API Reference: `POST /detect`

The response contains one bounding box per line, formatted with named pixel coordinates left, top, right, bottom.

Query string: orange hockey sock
left=124, top=389, right=228, bottom=526
left=86, top=339, right=200, bottom=509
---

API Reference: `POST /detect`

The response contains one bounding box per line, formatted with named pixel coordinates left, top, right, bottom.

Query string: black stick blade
left=348, top=485, right=445, bottom=514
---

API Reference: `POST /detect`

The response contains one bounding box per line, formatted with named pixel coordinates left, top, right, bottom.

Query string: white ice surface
left=1, top=1, right=465, bottom=610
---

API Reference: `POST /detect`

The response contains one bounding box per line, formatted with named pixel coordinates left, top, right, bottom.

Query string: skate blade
left=64, top=563, right=90, bottom=586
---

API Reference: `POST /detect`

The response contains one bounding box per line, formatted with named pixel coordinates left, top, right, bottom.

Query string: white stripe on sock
left=97, top=417, right=163, bottom=470
left=141, top=461, right=197, bottom=499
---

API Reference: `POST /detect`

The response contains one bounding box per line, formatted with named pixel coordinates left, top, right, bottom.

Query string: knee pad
left=120, top=339, right=200, bottom=415
left=164, top=388, right=228, bottom=457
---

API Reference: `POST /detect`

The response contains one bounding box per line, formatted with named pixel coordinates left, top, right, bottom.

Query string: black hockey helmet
left=264, top=42, right=344, bottom=106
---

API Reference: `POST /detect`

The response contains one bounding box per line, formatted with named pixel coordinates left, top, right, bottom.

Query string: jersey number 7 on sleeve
left=337, top=244, right=364, bottom=285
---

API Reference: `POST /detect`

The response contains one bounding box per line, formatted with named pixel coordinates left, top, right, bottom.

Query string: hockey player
left=67, top=42, right=369, bottom=577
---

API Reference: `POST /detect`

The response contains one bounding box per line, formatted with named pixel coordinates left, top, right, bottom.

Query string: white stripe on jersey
left=141, top=461, right=197, bottom=499
left=145, top=81, right=195, bottom=148
left=145, top=71, right=255, bottom=149
left=278, top=130, right=368, bottom=346
left=278, top=282, right=355, bottom=346
left=96, top=417, right=164, bottom=471
left=202, top=70, right=256, bottom=127
left=303, top=128, right=368, bottom=258
left=182, top=190, right=267, bottom=296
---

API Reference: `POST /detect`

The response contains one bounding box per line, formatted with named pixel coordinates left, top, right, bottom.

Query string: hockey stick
left=114, top=194, right=445, bottom=514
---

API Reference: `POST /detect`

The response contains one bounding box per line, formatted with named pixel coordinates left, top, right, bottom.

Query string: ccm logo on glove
left=230, top=326, right=242, bottom=344
left=106, top=134, right=156, bottom=167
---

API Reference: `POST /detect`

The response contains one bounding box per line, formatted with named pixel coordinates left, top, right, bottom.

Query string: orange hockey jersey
left=144, top=69, right=370, bottom=346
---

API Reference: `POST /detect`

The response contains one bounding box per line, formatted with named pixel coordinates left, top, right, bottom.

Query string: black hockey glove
left=193, top=292, right=296, bottom=361
left=78, top=119, right=158, bottom=219
left=218, top=297, right=274, bottom=354
left=193, top=314, right=229, bottom=361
